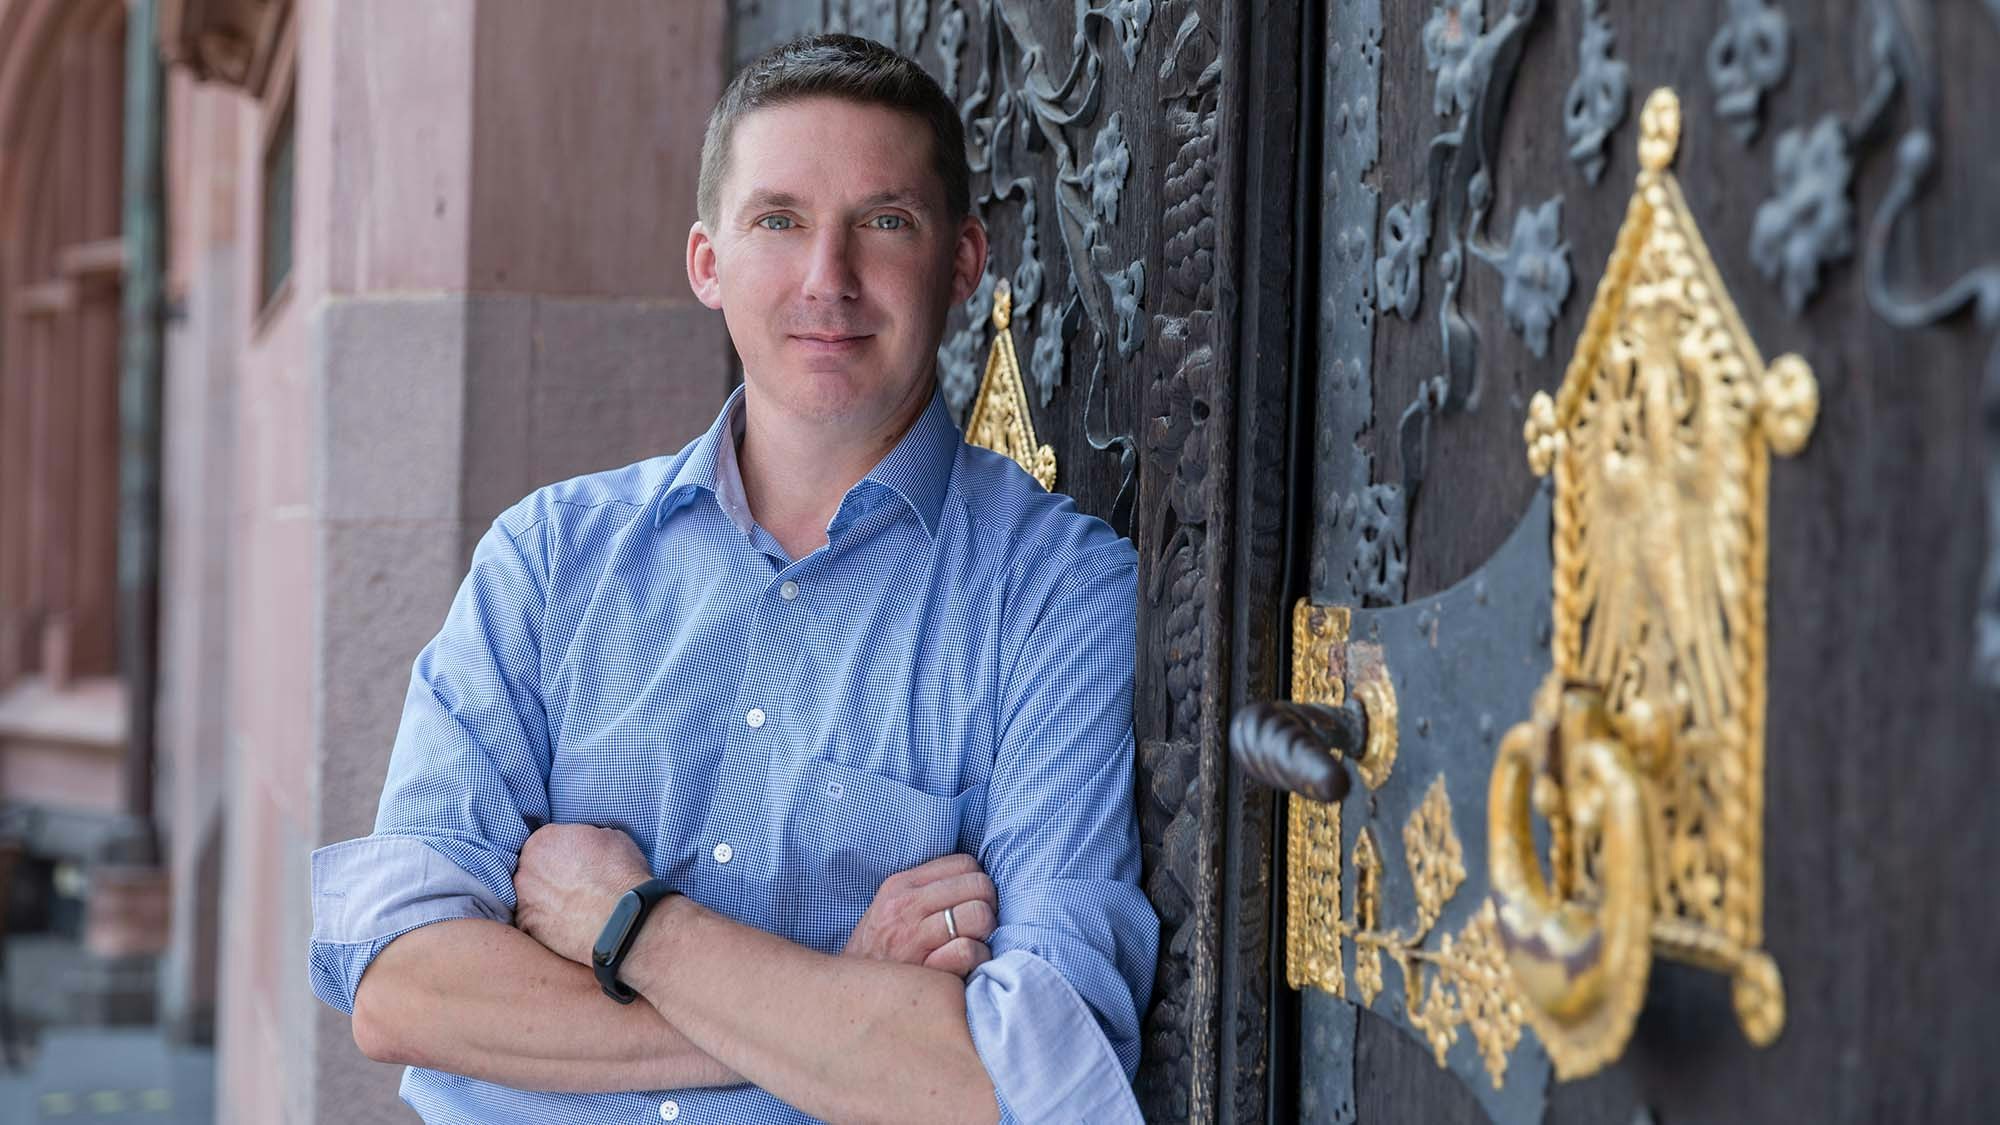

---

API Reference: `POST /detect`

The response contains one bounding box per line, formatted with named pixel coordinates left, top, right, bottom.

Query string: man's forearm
left=622, top=896, right=998, bottom=1124
left=351, top=917, right=741, bottom=1093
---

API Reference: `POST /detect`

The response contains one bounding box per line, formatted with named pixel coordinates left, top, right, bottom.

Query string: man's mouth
left=791, top=333, right=871, bottom=350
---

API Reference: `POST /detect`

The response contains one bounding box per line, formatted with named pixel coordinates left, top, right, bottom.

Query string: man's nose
left=802, top=227, right=860, bottom=302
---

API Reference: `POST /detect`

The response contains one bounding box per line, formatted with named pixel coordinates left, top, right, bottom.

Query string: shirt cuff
left=964, top=949, right=1144, bottom=1124
left=306, top=835, right=512, bottom=1015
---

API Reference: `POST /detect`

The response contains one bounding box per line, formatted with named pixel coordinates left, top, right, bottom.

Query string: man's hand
left=513, top=823, right=654, bottom=965
left=842, top=853, right=997, bottom=978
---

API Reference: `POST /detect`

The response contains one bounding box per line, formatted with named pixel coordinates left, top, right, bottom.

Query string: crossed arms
left=352, top=843, right=1003, bottom=1121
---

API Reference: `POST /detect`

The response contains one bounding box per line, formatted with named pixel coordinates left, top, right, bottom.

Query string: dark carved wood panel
left=1215, top=2, right=1302, bottom=1121
left=728, top=3, right=1291, bottom=1120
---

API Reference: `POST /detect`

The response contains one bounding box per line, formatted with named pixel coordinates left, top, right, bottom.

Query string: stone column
left=203, top=2, right=731, bottom=1121
left=157, top=69, right=243, bottom=1046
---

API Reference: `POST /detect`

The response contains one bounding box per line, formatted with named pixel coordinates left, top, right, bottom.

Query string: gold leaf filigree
left=1404, top=775, right=1466, bottom=934
left=1553, top=86, right=1798, bottom=1000
left=1350, top=672, right=1398, bottom=790
left=1524, top=391, right=1561, bottom=477
left=1286, top=600, right=1350, bottom=1001
left=1492, top=86, right=1801, bottom=1079
left=1443, top=902, right=1527, bottom=1086
left=1287, top=794, right=1344, bottom=998
left=963, top=279, right=1057, bottom=490
left=1352, top=828, right=1384, bottom=1007
left=1406, top=949, right=1461, bottom=1068
left=1292, top=601, right=1349, bottom=707
left=1401, top=901, right=1527, bottom=1089
left=1759, top=353, right=1818, bottom=457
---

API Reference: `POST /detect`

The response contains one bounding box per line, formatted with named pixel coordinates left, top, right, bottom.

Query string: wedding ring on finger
left=944, top=905, right=958, bottom=940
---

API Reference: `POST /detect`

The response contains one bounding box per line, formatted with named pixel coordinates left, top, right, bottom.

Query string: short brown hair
left=697, top=34, right=971, bottom=228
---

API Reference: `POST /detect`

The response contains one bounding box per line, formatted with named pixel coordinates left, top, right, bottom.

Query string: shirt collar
left=856, top=387, right=959, bottom=540
left=653, top=384, right=746, bottom=530
left=653, top=384, right=961, bottom=540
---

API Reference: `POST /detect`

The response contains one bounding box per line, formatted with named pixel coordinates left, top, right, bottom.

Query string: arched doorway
left=0, top=0, right=127, bottom=698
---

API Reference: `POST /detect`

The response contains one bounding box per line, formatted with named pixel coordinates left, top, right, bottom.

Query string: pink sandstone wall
left=186, top=2, right=732, bottom=1122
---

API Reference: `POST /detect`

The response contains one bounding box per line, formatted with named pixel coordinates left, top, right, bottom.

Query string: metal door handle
left=1227, top=699, right=1369, bottom=802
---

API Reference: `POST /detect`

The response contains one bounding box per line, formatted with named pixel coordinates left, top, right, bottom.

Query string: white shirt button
left=712, top=842, right=733, bottom=864
left=659, top=1098, right=680, bottom=1121
left=745, top=707, right=766, bottom=729
left=780, top=580, right=799, bottom=601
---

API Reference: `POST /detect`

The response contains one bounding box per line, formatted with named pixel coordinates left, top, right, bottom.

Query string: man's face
left=687, top=97, right=986, bottom=440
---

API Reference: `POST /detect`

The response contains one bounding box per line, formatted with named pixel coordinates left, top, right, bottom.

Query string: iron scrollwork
left=1846, top=0, right=2000, bottom=686
left=1316, top=0, right=1393, bottom=615
left=1562, top=0, right=1629, bottom=184
left=1744, top=0, right=2000, bottom=684
left=941, top=1, right=1155, bottom=525
left=1706, top=0, right=1792, bottom=144
left=1376, top=199, right=1432, bottom=322
left=1351, top=0, right=1568, bottom=589
left=1481, top=195, right=1573, bottom=360
left=1414, top=0, right=1556, bottom=413
left=1750, top=116, right=1855, bottom=313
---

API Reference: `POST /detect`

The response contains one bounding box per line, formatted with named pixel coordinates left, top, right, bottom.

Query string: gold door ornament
left=1490, top=88, right=1815, bottom=1080
left=963, top=278, right=1057, bottom=490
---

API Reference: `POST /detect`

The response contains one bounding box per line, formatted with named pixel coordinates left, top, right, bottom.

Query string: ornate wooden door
left=1240, top=1, right=2000, bottom=1121
left=730, top=2, right=2000, bottom=1121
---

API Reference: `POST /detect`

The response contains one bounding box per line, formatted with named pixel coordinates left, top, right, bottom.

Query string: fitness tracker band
left=591, top=877, right=676, bottom=1003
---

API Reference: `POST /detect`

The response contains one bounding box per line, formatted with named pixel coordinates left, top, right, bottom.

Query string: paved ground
left=0, top=1027, right=214, bottom=1122
left=0, top=934, right=215, bottom=1123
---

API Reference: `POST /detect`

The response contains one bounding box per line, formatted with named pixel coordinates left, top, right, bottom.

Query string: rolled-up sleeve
left=306, top=512, right=555, bottom=1016
left=969, top=540, right=1158, bottom=1122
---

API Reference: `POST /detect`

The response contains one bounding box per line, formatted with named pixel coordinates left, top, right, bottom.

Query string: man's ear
left=687, top=222, right=724, bottom=310
left=949, top=214, right=989, bottom=305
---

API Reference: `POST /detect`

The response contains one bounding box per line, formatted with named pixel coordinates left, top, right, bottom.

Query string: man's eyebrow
left=735, top=188, right=935, bottom=218
left=737, top=189, right=804, bottom=216
left=854, top=189, right=933, bottom=214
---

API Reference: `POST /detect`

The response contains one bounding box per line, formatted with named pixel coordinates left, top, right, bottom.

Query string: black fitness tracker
left=591, top=877, right=676, bottom=1003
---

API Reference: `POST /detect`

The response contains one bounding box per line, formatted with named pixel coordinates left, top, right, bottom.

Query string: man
left=306, top=33, right=1157, bottom=1124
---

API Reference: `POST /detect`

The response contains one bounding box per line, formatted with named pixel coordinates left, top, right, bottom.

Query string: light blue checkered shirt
left=307, top=385, right=1157, bottom=1123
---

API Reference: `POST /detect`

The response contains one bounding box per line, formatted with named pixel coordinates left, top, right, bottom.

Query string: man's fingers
left=844, top=856, right=997, bottom=968
left=930, top=899, right=997, bottom=948
left=913, top=871, right=997, bottom=917
left=923, top=937, right=993, bottom=979
left=897, top=852, right=981, bottom=889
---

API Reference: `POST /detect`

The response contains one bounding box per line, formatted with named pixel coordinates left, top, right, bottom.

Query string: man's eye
left=758, top=215, right=795, bottom=231
left=868, top=214, right=909, bottom=231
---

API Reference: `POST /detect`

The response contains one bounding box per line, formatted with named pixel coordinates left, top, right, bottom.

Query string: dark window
left=260, top=98, right=295, bottom=311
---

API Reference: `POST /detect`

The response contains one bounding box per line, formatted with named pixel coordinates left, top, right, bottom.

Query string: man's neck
left=735, top=386, right=931, bottom=562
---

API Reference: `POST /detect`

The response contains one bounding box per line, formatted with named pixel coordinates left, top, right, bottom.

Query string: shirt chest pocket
left=794, top=758, right=987, bottom=899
